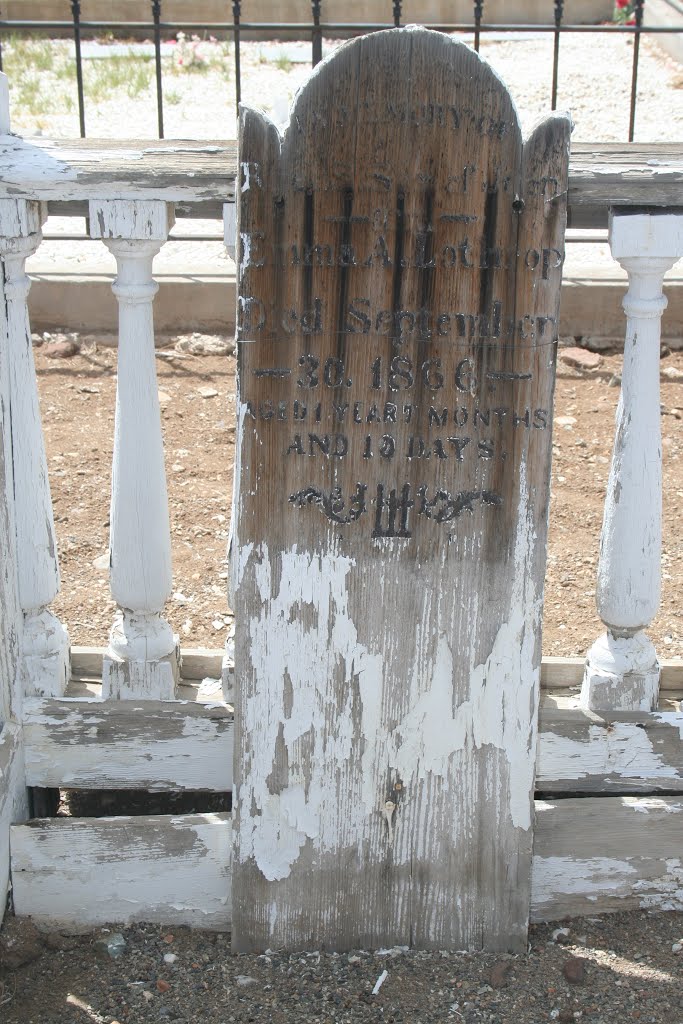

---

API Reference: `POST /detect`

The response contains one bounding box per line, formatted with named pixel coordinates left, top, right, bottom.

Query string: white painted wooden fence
left=0, top=66, right=681, bottom=940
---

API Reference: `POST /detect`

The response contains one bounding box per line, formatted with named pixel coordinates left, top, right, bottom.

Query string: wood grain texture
left=536, top=709, right=683, bottom=793
left=0, top=723, right=28, bottom=927
left=22, top=696, right=232, bottom=791
left=0, top=219, right=22, bottom=723
left=0, top=137, right=680, bottom=225
left=65, top=647, right=683, bottom=698
left=531, top=796, right=683, bottom=920
left=18, top=694, right=681, bottom=796
left=11, top=798, right=682, bottom=932
left=70, top=645, right=225, bottom=682
left=11, top=812, right=231, bottom=930
left=232, top=26, right=569, bottom=953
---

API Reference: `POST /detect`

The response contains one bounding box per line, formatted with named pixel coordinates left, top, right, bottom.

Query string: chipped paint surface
left=237, top=545, right=381, bottom=881
left=232, top=27, right=568, bottom=951
left=538, top=720, right=682, bottom=783
left=0, top=724, right=28, bottom=927
left=236, top=477, right=541, bottom=885
left=21, top=697, right=232, bottom=791
left=11, top=813, right=232, bottom=930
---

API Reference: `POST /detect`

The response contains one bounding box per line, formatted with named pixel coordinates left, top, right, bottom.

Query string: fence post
left=0, top=198, right=70, bottom=699
left=581, top=212, right=683, bottom=711
left=90, top=199, right=179, bottom=700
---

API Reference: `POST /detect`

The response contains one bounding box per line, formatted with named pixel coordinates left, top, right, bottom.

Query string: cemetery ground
left=1, top=906, right=683, bottom=1022
left=35, top=338, right=683, bottom=662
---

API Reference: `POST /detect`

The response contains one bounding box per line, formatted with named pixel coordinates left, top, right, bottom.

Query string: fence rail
left=1, top=2, right=682, bottom=140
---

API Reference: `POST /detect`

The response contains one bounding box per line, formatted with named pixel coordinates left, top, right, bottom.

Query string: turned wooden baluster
left=0, top=198, right=70, bottom=698
left=582, top=212, right=683, bottom=711
left=90, top=200, right=179, bottom=699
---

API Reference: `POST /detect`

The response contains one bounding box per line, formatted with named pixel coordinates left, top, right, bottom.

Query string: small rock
left=552, top=927, right=571, bottom=944
left=661, top=365, right=683, bottom=382
left=555, top=416, right=576, bottom=429
left=158, top=390, right=172, bottom=403
left=489, top=961, right=511, bottom=988
left=0, top=920, right=46, bottom=969
left=156, top=979, right=171, bottom=993
left=44, top=339, right=78, bottom=359
left=164, top=953, right=178, bottom=964
left=559, top=347, right=602, bottom=371
left=94, top=932, right=127, bottom=959
left=44, top=932, right=78, bottom=951
left=176, top=334, right=235, bottom=356
left=142, top=990, right=154, bottom=1002
left=198, top=387, right=219, bottom=399
left=672, top=942, right=682, bottom=953
left=163, top=934, right=175, bottom=943
left=608, top=373, right=621, bottom=387
left=236, top=975, right=257, bottom=987
left=78, top=385, right=100, bottom=394
left=559, top=1010, right=575, bottom=1023
left=563, top=957, right=586, bottom=984
left=92, top=552, right=109, bottom=570
left=581, top=336, right=621, bottom=352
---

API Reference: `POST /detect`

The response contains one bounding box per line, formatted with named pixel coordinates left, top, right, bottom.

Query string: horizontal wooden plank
left=71, top=645, right=226, bottom=682
left=0, top=137, right=238, bottom=205
left=0, top=138, right=681, bottom=220
left=11, top=812, right=231, bottom=930
left=22, top=697, right=233, bottom=791
left=531, top=795, right=683, bottom=921
left=540, top=657, right=683, bottom=694
left=68, top=646, right=683, bottom=695
left=536, top=709, right=683, bottom=793
left=10, top=799, right=682, bottom=930
left=21, top=694, right=679, bottom=794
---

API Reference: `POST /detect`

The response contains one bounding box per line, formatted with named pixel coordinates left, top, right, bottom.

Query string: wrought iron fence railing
left=0, top=2, right=681, bottom=142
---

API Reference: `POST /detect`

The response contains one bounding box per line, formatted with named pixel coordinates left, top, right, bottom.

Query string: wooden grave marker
left=231, top=26, right=570, bottom=952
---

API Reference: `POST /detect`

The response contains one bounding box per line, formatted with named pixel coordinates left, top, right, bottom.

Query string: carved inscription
left=232, top=26, right=571, bottom=955
left=239, top=166, right=560, bottom=538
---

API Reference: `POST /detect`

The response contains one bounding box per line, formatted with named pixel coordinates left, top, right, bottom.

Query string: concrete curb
left=27, top=265, right=683, bottom=346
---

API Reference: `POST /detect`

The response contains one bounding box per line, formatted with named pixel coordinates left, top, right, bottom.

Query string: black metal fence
left=0, top=2, right=681, bottom=141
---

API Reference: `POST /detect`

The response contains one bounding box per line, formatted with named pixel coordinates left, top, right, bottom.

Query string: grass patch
left=84, top=54, right=154, bottom=103
left=3, top=37, right=155, bottom=121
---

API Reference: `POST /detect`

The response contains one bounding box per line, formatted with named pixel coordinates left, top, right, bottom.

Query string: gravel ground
left=1, top=911, right=683, bottom=1024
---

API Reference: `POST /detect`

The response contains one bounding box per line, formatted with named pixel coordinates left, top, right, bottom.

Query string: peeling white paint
left=362, top=466, right=540, bottom=832
left=532, top=854, right=638, bottom=904
left=11, top=814, right=231, bottom=930
left=538, top=722, right=681, bottom=782
left=623, top=795, right=683, bottom=814
left=634, top=858, right=683, bottom=911
left=237, top=544, right=382, bottom=881
left=239, top=232, right=251, bottom=277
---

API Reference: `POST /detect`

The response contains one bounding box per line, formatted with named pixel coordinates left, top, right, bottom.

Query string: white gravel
left=8, top=32, right=683, bottom=143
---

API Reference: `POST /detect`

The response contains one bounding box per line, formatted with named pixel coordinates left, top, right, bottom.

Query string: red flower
left=616, top=0, right=630, bottom=7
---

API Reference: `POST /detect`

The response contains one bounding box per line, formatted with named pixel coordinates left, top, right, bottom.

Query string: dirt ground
left=35, top=339, right=683, bottom=662
left=1, top=910, right=683, bottom=1024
